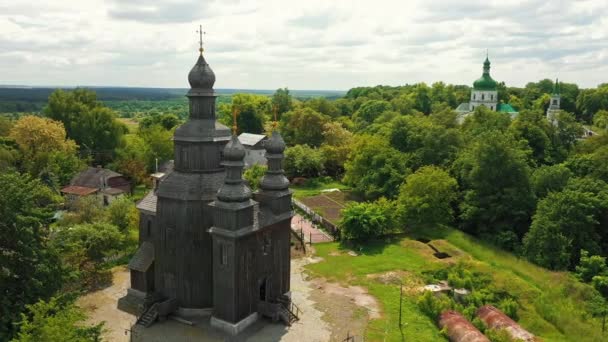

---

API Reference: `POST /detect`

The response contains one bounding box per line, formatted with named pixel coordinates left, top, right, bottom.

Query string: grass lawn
left=117, top=117, right=139, bottom=134
left=291, top=178, right=351, bottom=199
left=305, top=226, right=605, bottom=341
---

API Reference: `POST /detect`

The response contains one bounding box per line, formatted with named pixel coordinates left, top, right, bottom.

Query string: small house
left=238, top=133, right=267, bottom=167
left=61, top=166, right=131, bottom=207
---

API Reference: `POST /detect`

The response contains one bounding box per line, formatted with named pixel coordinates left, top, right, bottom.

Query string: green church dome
left=473, top=56, right=498, bottom=91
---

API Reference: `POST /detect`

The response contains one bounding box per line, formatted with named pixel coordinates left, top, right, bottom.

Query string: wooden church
left=118, top=39, right=295, bottom=335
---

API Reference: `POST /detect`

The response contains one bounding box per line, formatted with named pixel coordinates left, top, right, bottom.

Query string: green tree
left=304, top=97, right=340, bottom=118
left=284, top=144, right=325, bottom=178
left=139, top=113, right=180, bottom=130
left=397, top=166, right=458, bottom=229
left=280, top=107, right=329, bottom=147
left=139, top=124, right=173, bottom=170
left=319, top=122, right=353, bottom=177
left=45, top=89, right=126, bottom=162
left=9, top=115, right=82, bottom=180
left=456, top=132, right=534, bottom=243
left=384, top=115, right=462, bottom=170
left=244, top=164, right=267, bottom=191
left=343, top=135, right=409, bottom=200
left=0, top=172, right=64, bottom=340
left=52, top=222, right=124, bottom=263
left=106, top=196, right=138, bottom=232
left=462, top=106, right=511, bottom=138
left=340, top=198, right=396, bottom=240
left=228, top=93, right=271, bottom=134
left=11, top=297, right=103, bottom=342
left=352, top=100, right=392, bottom=128
left=509, top=110, right=551, bottom=165
left=523, top=190, right=604, bottom=270
left=271, top=88, right=293, bottom=118
left=576, top=250, right=608, bottom=283
left=0, top=116, right=13, bottom=136
left=593, top=110, right=608, bottom=131
left=530, top=164, right=572, bottom=199
left=111, top=135, right=149, bottom=185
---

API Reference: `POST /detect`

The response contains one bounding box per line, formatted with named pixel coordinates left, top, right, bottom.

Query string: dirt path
left=76, top=266, right=136, bottom=342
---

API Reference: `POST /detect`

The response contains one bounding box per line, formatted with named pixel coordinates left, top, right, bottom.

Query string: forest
left=2, top=78, right=608, bottom=341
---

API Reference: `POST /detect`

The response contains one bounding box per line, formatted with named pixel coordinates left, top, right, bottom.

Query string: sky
left=1, top=0, right=607, bottom=90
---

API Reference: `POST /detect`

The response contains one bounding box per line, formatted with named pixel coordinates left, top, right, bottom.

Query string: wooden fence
left=292, top=199, right=340, bottom=239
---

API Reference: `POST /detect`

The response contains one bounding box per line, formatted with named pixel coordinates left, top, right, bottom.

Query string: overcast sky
left=1, top=0, right=607, bottom=90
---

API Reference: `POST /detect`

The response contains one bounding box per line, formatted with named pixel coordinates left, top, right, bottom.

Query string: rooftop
left=238, top=133, right=267, bottom=147
left=61, top=185, right=99, bottom=196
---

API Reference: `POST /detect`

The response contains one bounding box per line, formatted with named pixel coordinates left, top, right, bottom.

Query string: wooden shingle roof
left=128, top=241, right=154, bottom=272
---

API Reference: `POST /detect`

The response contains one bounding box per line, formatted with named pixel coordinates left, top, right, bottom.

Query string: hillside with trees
left=1, top=79, right=608, bottom=340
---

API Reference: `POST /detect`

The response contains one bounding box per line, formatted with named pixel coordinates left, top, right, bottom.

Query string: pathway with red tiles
left=291, top=214, right=334, bottom=243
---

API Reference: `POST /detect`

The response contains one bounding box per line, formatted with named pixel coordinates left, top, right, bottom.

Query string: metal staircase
left=277, top=296, right=300, bottom=326
left=136, top=303, right=159, bottom=327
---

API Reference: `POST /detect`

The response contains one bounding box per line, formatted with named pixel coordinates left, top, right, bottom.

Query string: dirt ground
left=77, top=251, right=380, bottom=342
left=76, top=266, right=136, bottom=342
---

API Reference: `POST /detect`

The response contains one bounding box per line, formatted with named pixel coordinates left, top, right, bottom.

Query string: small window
left=220, top=244, right=228, bottom=265
left=482, top=94, right=485, bottom=100
left=553, top=99, right=557, bottom=105
left=473, top=94, right=476, bottom=100
left=491, top=94, right=494, bottom=100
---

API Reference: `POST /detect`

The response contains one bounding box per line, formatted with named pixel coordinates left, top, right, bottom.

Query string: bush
left=339, top=198, right=397, bottom=240
left=284, top=144, right=325, bottom=178
left=576, top=250, right=608, bottom=283
left=244, top=164, right=267, bottom=191
left=11, top=296, right=103, bottom=342
left=498, top=297, right=519, bottom=321
left=417, top=291, right=453, bottom=320
left=106, top=196, right=139, bottom=232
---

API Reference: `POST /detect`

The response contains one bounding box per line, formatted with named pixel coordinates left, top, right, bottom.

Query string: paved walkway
left=291, top=214, right=333, bottom=243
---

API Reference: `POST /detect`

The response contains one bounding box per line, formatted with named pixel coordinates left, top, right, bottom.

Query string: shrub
left=417, top=291, right=453, bottom=320
left=339, top=198, right=397, bottom=240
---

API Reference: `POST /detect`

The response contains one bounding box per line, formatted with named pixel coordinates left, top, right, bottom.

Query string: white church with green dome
left=456, top=55, right=518, bottom=122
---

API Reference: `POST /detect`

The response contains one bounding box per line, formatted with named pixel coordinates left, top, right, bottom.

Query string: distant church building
left=119, top=42, right=295, bottom=335
left=456, top=55, right=519, bottom=122
left=546, top=78, right=561, bottom=123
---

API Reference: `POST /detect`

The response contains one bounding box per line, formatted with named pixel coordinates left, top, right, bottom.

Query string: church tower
left=469, top=55, right=498, bottom=111
left=120, top=28, right=294, bottom=336
left=153, top=37, right=232, bottom=308
left=547, top=78, right=561, bottom=123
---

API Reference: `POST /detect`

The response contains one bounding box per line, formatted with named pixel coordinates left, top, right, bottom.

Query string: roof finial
left=196, top=25, right=205, bottom=55
left=232, top=107, right=239, bottom=135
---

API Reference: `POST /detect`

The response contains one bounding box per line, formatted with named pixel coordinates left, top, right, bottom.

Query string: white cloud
left=0, top=0, right=606, bottom=89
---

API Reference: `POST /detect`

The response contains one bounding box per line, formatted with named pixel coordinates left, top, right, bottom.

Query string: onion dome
left=216, top=134, right=251, bottom=202
left=188, top=54, right=216, bottom=89
left=223, top=134, right=246, bottom=161
left=260, top=130, right=289, bottom=191
left=264, top=130, right=286, bottom=154
left=473, top=56, right=498, bottom=91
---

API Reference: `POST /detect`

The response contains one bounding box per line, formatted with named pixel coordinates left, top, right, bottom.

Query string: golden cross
left=232, top=107, right=239, bottom=135
left=272, top=105, right=278, bottom=129
left=196, top=25, right=205, bottom=55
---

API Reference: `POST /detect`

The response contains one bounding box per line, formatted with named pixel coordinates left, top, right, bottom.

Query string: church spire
left=260, top=129, right=289, bottom=192
left=483, top=52, right=491, bottom=75
left=553, top=78, right=560, bottom=95
left=217, top=120, right=251, bottom=203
